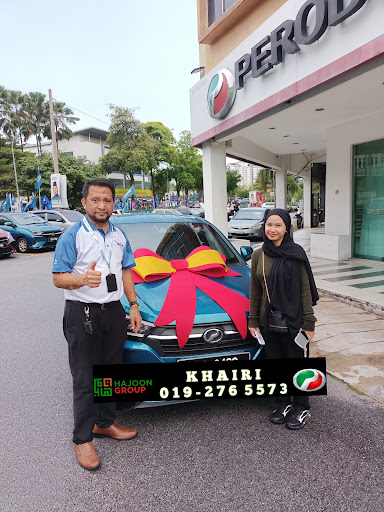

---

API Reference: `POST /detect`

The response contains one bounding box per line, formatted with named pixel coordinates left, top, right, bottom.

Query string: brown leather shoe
left=73, top=441, right=100, bottom=470
left=93, top=423, right=138, bottom=440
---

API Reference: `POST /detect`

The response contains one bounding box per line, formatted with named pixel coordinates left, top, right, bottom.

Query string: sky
left=1, top=0, right=200, bottom=139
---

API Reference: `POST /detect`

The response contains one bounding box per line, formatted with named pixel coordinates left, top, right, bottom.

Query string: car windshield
left=10, top=213, right=47, bottom=225
left=117, top=221, right=240, bottom=263
left=232, top=210, right=264, bottom=221
left=61, top=210, right=84, bottom=222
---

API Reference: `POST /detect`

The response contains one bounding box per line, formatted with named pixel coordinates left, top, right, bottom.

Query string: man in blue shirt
left=53, top=178, right=142, bottom=470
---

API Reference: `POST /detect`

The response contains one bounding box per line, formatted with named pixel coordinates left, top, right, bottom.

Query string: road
left=0, top=251, right=383, bottom=512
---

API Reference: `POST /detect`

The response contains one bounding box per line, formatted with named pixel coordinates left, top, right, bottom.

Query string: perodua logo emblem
left=207, top=68, right=236, bottom=119
left=203, top=328, right=224, bottom=343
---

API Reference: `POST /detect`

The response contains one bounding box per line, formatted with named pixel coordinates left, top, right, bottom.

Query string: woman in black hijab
left=248, top=208, right=318, bottom=429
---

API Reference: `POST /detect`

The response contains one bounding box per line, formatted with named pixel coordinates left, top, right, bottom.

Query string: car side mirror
left=229, top=215, right=233, bottom=220
left=4, top=221, right=13, bottom=226
left=240, top=246, right=253, bottom=261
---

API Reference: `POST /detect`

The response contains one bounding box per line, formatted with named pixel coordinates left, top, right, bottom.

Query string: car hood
left=21, top=223, right=62, bottom=233
left=229, top=219, right=263, bottom=228
left=121, top=264, right=251, bottom=324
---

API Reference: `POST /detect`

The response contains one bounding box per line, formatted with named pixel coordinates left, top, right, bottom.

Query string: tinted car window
left=232, top=210, right=264, bottom=221
left=34, top=212, right=46, bottom=220
left=9, top=213, right=46, bottom=225
left=47, top=213, right=61, bottom=221
left=61, top=210, right=84, bottom=222
left=118, top=221, right=240, bottom=263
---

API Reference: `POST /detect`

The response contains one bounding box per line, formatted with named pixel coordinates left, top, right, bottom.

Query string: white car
left=261, top=202, right=275, bottom=208
left=31, top=209, right=84, bottom=231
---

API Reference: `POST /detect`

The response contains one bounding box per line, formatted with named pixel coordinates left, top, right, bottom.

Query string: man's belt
left=66, top=300, right=121, bottom=310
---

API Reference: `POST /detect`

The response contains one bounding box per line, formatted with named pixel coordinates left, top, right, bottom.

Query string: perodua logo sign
left=203, top=328, right=224, bottom=343
left=207, top=0, right=367, bottom=118
left=207, top=69, right=237, bottom=119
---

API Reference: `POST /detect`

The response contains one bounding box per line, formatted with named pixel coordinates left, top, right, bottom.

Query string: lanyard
left=83, top=217, right=114, bottom=272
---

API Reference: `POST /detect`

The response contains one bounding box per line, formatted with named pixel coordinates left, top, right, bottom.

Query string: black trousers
left=63, top=300, right=126, bottom=444
left=260, top=326, right=310, bottom=410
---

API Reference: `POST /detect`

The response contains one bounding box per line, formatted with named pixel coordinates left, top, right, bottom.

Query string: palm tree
left=1, top=89, right=31, bottom=150
left=43, top=100, right=76, bottom=152
left=23, top=92, right=50, bottom=156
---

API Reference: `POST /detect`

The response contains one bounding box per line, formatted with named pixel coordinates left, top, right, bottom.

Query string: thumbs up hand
left=84, top=261, right=102, bottom=288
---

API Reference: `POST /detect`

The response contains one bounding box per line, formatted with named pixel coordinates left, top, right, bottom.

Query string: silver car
left=31, top=209, right=84, bottom=231
left=228, top=207, right=265, bottom=240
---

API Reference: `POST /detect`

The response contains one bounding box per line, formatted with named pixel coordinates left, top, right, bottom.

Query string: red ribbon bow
left=132, top=246, right=250, bottom=349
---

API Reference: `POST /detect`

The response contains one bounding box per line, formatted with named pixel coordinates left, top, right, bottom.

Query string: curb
left=318, top=288, right=384, bottom=319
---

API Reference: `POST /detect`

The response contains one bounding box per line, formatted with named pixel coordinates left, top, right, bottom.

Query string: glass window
left=47, top=213, right=61, bottom=221
left=353, top=139, right=384, bottom=261
left=116, top=220, right=240, bottom=264
left=208, top=0, right=223, bottom=26
left=62, top=210, right=84, bottom=222
left=232, top=210, right=265, bottom=221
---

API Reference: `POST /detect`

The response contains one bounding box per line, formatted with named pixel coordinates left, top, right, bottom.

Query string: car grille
left=0, top=236, right=8, bottom=244
left=143, top=322, right=258, bottom=358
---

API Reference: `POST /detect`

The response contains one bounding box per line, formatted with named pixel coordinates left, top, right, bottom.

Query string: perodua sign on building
left=207, top=68, right=237, bottom=119
left=207, top=0, right=367, bottom=119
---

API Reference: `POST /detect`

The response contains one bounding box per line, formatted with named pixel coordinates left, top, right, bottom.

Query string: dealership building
left=190, top=0, right=384, bottom=261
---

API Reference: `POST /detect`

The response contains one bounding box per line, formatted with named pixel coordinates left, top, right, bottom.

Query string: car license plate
left=177, top=352, right=250, bottom=363
left=0, top=243, right=6, bottom=248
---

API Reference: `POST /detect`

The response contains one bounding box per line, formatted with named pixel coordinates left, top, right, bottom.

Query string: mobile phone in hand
left=294, top=331, right=309, bottom=349
left=252, top=330, right=265, bottom=345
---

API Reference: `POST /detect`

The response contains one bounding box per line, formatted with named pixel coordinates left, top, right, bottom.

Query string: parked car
left=31, top=209, right=84, bottom=231
left=174, top=206, right=205, bottom=218
left=111, top=213, right=262, bottom=372
left=261, top=202, right=275, bottom=208
left=0, top=228, right=16, bottom=257
left=228, top=207, right=265, bottom=240
left=0, top=212, right=64, bottom=252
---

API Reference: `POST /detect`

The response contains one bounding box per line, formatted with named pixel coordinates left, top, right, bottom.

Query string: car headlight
left=252, top=225, right=262, bottom=230
left=31, top=231, right=43, bottom=235
left=126, top=318, right=154, bottom=338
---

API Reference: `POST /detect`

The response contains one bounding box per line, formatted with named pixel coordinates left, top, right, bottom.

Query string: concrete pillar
left=202, top=141, right=228, bottom=236
left=275, top=156, right=288, bottom=209
left=303, top=173, right=312, bottom=228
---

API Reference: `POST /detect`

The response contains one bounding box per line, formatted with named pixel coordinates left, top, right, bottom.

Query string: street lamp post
left=48, top=88, right=80, bottom=174
left=48, top=89, right=59, bottom=174
left=11, top=139, right=20, bottom=209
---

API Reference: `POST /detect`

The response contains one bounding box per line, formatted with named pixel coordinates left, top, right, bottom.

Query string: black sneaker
left=285, top=408, right=311, bottom=430
left=269, top=404, right=292, bottom=424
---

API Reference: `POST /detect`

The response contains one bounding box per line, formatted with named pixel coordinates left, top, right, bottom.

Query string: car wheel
left=16, top=237, right=29, bottom=253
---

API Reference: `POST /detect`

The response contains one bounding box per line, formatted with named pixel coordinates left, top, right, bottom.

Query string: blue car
left=0, top=212, right=64, bottom=252
left=112, top=214, right=263, bottom=369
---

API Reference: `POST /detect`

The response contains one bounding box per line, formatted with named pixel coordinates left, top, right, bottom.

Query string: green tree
left=17, top=152, right=105, bottom=208
left=100, top=105, right=150, bottom=187
left=169, top=130, right=202, bottom=197
left=23, top=91, right=49, bottom=156
left=226, top=167, right=241, bottom=195
left=142, top=121, right=175, bottom=198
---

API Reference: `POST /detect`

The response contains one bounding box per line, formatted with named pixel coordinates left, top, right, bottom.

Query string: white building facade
left=24, top=127, right=110, bottom=164
left=191, top=0, right=384, bottom=262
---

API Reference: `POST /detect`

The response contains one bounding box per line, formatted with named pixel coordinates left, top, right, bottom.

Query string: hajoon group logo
left=207, top=68, right=236, bottom=119
left=293, top=369, right=326, bottom=392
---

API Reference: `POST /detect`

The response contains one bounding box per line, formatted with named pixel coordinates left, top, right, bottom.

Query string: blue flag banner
left=35, top=171, right=43, bottom=190
left=0, top=195, right=11, bottom=212
left=20, top=201, right=25, bottom=212
left=122, top=186, right=136, bottom=203
left=41, top=195, right=51, bottom=209
left=155, top=193, right=159, bottom=207
left=11, top=193, right=15, bottom=206
left=25, top=194, right=37, bottom=211
left=122, top=201, right=129, bottom=214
